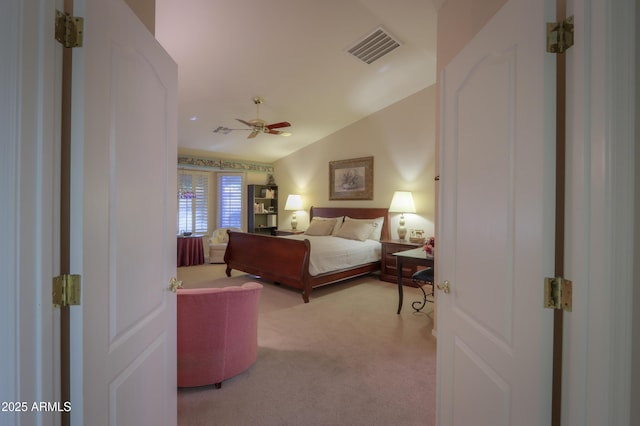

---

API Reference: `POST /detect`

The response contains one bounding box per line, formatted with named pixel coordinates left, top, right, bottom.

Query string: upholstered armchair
left=208, top=227, right=241, bottom=263
left=177, top=282, right=263, bottom=388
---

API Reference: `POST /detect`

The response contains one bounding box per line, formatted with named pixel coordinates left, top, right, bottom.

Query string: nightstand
left=380, top=240, right=422, bottom=286
left=275, top=229, right=305, bottom=236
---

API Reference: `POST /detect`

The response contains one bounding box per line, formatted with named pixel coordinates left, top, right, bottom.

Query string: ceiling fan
left=213, top=97, right=292, bottom=139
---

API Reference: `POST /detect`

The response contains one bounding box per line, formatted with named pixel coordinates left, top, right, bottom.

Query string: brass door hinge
left=55, top=10, right=84, bottom=48
left=544, top=277, right=572, bottom=311
left=53, top=274, right=81, bottom=307
left=546, top=16, right=574, bottom=53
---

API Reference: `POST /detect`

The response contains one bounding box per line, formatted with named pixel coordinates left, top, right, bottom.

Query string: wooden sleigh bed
left=224, top=206, right=390, bottom=303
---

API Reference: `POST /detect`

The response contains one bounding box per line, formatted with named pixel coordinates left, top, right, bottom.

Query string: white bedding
left=281, top=234, right=381, bottom=276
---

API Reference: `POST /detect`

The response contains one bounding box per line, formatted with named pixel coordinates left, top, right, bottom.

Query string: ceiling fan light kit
left=213, top=97, right=292, bottom=139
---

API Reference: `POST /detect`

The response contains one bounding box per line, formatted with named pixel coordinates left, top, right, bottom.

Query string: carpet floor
left=177, top=263, right=436, bottom=426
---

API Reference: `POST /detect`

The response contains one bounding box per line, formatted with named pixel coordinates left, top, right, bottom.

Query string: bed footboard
left=224, top=231, right=313, bottom=302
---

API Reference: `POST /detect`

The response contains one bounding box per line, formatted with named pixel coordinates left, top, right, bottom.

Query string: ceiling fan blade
left=247, top=130, right=259, bottom=139
left=267, top=129, right=293, bottom=136
left=213, top=126, right=232, bottom=135
left=236, top=118, right=254, bottom=127
left=213, top=126, right=252, bottom=134
left=266, top=121, right=291, bottom=130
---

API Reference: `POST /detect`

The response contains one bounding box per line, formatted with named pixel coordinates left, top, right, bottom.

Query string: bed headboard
left=309, top=206, right=390, bottom=241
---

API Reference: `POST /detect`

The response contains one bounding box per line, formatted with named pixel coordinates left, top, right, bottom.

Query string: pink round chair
left=177, top=282, right=263, bottom=388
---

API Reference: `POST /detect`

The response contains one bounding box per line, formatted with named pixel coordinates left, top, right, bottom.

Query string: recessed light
left=189, top=115, right=198, bottom=121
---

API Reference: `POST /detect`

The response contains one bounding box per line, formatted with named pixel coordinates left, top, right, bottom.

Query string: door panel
left=110, top=44, right=171, bottom=342
left=453, top=50, right=515, bottom=347
left=70, top=0, right=178, bottom=424
left=438, top=0, right=555, bottom=424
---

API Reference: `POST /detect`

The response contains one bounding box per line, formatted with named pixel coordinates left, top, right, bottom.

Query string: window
left=178, top=170, right=210, bottom=234
left=217, top=174, right=243, bottom=228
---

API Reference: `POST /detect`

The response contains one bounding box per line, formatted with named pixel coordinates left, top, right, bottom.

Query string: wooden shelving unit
left=247, top=184, right=278, bottom=235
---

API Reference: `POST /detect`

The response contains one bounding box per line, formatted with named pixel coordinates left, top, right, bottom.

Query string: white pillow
left=334, top=220, right=375, bottom=242
left=344, top=216, right=385, bottom=241
left=304, top=218, right=337, bottom=236
left=312, top=216, right=344, bottom=236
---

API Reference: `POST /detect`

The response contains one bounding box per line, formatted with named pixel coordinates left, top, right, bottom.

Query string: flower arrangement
left=423, top=236, right=435, bottom=255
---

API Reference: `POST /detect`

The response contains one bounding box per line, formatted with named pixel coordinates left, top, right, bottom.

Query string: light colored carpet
left=177, top=263, right=436, bottom=426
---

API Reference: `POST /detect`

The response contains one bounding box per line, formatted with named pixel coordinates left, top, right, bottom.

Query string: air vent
left=347, top=27, right=401, bottom=64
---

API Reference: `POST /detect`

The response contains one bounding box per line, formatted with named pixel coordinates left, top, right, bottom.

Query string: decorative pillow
left=304, top=218, right=337, bottom=236
left=312, top=216, right=345, bottom=235
left=344, top=216, right=385, bottom=241
left=334, top=220, right=375, bottom=242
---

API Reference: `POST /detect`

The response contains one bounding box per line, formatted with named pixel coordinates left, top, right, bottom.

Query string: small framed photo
left=409, top=229, right=425, bottom=244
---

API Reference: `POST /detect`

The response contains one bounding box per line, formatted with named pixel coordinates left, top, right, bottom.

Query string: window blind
left=217, top=174, right=243, bottom=228
left=193, top=173, right=209, bottom=233
left=177, top=174, right=193, bottom=233
left=177, top=170, right=210, bottom=234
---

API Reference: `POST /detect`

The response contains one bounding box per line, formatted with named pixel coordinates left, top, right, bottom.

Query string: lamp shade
left=388, top=191, right=416, bottom=213
left=284, top=194, right=303, bottom=211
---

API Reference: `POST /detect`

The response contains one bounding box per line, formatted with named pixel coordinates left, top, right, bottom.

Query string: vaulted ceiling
left=155, top=0, right=440, bottom=163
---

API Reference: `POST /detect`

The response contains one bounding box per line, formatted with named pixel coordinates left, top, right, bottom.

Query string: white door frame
left=1, top=0, right=61, bottom=425
left=563, top=0, right=636, bottom=424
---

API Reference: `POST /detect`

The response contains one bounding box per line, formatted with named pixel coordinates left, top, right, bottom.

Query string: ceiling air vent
left=347, top=27, right=401, bottom=64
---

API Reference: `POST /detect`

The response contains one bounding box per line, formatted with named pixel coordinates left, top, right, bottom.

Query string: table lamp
left=284, top=194, right=303, bottom=231
left=388, top=191, right=416, bottom=241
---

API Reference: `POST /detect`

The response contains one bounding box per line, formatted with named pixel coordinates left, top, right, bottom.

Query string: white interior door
left=69, top=0, right=178, bottom=424
left=437, top=0, right=556, bottom=424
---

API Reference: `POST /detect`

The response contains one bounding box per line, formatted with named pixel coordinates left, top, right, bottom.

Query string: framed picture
left=409, top=229, right=426, bottom=244
left=329, top=156, right=374, bottom=200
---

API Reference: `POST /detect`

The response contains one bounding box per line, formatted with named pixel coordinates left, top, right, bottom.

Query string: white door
left=438, top=0, right=555, bottom=424
left=68, top=1, right=178, bottom=424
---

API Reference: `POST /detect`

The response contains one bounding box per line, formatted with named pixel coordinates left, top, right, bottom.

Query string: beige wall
left=274, top=85, right=437, bottom=239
